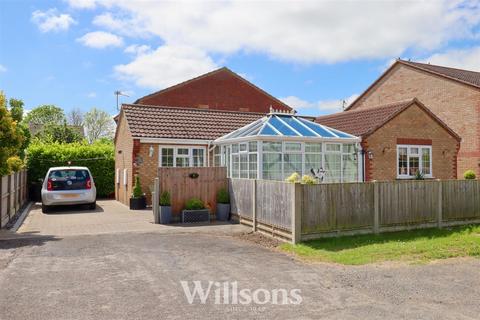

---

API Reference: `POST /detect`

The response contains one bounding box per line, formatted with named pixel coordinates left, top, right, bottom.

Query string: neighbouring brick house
left=134, top=67, right=291, bottom=112
left=316, top=98, right=461, bottom=181
left=115, top=68, right=294, bottom=205
left=345, top=59, right=480, bottom=178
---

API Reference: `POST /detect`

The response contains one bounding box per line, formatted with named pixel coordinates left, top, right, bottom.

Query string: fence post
left=437, top=179, right=443, bottom=229
left=373, top=180, right=380, bottom=234
left=252, top=179, right=257, bottom=232
left=152, top=177, right=159, bottom=224
left=291, top=183, right=303, bottom=244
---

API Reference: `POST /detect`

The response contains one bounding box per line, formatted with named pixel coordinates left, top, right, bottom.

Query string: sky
left=0, top=0, right=479, bottom=117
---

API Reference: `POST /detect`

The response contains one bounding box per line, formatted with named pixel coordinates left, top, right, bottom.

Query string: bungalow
left=316, top=98, right=461, bottom=181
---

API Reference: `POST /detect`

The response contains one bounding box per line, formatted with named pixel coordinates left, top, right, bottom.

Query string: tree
left=23, top=104, right=65, bottom=126
left=36, top=121, right=83, bottom=144
left=0, top=92, right=24, bottom=175
left=68, top=108, right=84, bottom=126
left=8, top=98, right=30, bottom=159
left=84, top=107, right=115, bottom=144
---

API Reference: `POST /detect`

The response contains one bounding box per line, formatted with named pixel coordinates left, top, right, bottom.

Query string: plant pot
left=159, top=206, right=172, bottom=224
left=216, top=203, right=230, bottom=221
left=130, top=196, right=146, bottom=210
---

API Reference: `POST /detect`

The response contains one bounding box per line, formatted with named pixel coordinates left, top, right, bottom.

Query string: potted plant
left=182, top=198, right=210, bottom=223
left=159, top=191, right=172, bottom=224
left=216, top=188, right=230, bottom=221
left=130, top=175, right=146, bottom=210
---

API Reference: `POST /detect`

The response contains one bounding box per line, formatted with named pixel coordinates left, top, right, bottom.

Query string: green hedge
left=26, top=141, right=114, bottom=197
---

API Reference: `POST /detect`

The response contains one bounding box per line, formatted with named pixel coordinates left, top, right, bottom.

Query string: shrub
left=285, top=172, right=301, bottom=183
left=301, top=175, right=317, bottom=185
left=216, top=188, right=230, bottom=204
left=132, top=175, right=143, bottom=198
left=185, top=198, right=205, bottom=210
left=6, top=156, right=24, bottom=173
left=26, top=140, right=114, bottom=197
left=464, top=170, right=476, bottom=180
left=159, top=191, right=171, bottom=206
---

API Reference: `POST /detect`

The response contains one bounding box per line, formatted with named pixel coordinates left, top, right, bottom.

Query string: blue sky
left=0, top=0, right=479, bottom=116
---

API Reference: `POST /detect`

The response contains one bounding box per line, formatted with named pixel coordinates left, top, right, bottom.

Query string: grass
left=280, top=225, right=480, bottom=265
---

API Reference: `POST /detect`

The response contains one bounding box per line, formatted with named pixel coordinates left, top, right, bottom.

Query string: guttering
left=138, top=138, right=210, bottom=145
left=213, top=135, right=361, bottom=145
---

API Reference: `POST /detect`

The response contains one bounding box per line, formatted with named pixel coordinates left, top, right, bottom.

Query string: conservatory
left=213, top=110, right=362, bottom=183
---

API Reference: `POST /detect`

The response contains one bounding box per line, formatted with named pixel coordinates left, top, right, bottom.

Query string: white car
left=41, top=166, right=97, bottom=213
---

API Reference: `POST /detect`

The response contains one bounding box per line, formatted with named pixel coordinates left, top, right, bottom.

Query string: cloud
left=31, top=8, right=76, bottom=32
left=65, top=0, right=97, bottom=9
left=422, top=46, right=480, bottom=71
left=87, top=92, right=97, bottom=98
left=0, top=64, right=6, bottom=73
left=281, top=94, right=360, bottom=115
left=124, top=44, right=151, bottom=56
left=114, top=44, right=218, bottom=89
left=89, top=0, right=479, bottom=63
left=77, top=31, right=124, bottom=49
left=93, top=12, right=148, bottom=37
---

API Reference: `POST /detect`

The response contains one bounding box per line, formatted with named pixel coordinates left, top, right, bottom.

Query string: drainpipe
left=207, top=141, right=216, bottom=167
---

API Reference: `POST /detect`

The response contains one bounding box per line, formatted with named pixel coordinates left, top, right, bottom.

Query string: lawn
left=281, top=225, right=480, bottom=265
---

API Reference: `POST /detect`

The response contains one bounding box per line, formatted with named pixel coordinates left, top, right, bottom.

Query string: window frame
left=396, top=144, right=432, bottom=179
left=158, top=146, right=207, bottom=168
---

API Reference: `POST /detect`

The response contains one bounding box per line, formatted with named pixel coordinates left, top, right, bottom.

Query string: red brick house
left=134, top=67, right=291, bottom=112
left=346, top=59, right=480, bottom=178
left=316, top=98, right=460, bottom=181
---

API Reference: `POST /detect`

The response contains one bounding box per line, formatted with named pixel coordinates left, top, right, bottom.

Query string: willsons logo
left=180, top=281, right=302, bottom=305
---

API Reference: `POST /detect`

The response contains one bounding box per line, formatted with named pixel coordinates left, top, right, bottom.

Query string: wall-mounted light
left=149, top=145, right=154, bottom=157
left=367, top=151, right=374, bottom=160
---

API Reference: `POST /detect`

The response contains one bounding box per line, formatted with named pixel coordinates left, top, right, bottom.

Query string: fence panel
left=442, top=180, right=480, bottom=221
left=1, top=175, right=9, bottom=228
left=378, top=181, right=438, bottom=227
left=302, top=183, right=374, bottom=234
left=0, top=170, right=28, bottom=229
left=157, top=167, right=227, bottom=215
left=255, top=180, right=292, bottom=230
left=229, top=179, right=254, bottom=218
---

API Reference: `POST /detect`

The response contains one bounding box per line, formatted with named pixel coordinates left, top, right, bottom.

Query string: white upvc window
left=158, top=146, right=206, bottom=168
left=397, top=145, right=432, bottom=178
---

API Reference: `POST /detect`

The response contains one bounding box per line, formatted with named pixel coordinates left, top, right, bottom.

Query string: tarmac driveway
left=0, top=201, right=479, bottom=319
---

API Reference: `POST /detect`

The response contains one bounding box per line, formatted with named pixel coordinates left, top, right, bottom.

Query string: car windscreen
left=48, top=169, right=90, bottom=190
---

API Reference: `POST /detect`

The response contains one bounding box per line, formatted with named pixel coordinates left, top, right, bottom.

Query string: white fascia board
left=138, top=138, right=210, bottom=145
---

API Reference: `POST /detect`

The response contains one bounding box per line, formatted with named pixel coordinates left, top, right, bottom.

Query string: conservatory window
left=397, top=145, right=432, bottom=178
left=324, top=153, right=342, bottom=182
left=283, top=142, right=302, bottom=178
left=213, top=146, right=221, bottom=166
left=249, top=153, right=258, bottom=179
left=263, top=153, right=282, bottom=180
left=263, top=141, right=282, bottom=152
left=239, top=153, right=249, bottom=178
left=305, top=143, right=322, bottom=174
left=232, top=154, right=239, bottom=178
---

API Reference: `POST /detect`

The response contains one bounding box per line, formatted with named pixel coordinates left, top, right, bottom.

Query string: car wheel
left=88, top=201, right=96, bottom=210
left=41, top=204, right=50, bottom=213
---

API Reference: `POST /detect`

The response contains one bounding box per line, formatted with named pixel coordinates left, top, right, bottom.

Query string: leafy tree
left=68, top=108, right=84, bottom=126
left=0, top=92, right=24, bottom=175
left=23, top=104, right=65, bottom=126
left=36, top=121, right=83, bottom=144
left=8, top=98, right=30, bottom=158
left=84, top=107, right=115, bottom=144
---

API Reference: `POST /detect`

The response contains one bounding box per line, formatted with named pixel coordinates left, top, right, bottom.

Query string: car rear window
left=48, top=169, right=90, bottom=190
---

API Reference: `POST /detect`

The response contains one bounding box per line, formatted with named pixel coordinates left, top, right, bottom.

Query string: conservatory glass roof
left=214, top=111, right=359, bottom=143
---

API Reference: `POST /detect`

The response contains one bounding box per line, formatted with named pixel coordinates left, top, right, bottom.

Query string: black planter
left=159, top=206, right=172, bottom=224
left=130, top=196, right=146, bottom=210
left=216, top=203, right=230, bottom=221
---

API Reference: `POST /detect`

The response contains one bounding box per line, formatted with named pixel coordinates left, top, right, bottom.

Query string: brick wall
left=114, top=112, right=134, bottom=206
left=364, top=103, right=459, bottom=181
left=350, top=63, right=480, bottom=177
left=136, top=68, right=290, bottom=113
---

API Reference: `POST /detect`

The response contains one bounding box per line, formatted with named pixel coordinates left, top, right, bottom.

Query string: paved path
left=15, top=200, right=247, bottom=238
left=1, top=200, right=480, bottom=319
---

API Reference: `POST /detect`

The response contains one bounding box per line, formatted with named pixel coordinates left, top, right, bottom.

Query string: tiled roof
left=400, top=60, right=480, bottom=89
left=316, top=98, right=460, bottom=141
left=316, top=100, right=413, bottom=137
left=122, top=104, right=264, bottom=140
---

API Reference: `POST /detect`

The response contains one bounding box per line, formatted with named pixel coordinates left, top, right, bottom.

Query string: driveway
left=0, top=201, right=479, bottom=319
left=16, top=200, right=247, bottom=237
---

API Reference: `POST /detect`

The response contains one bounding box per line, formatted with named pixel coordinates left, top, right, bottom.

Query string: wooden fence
left=1, top=170, right=28, bottom=229
left=229, top=179, right=480, bottom=243
left=156, top=167, right=227, bottom=218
